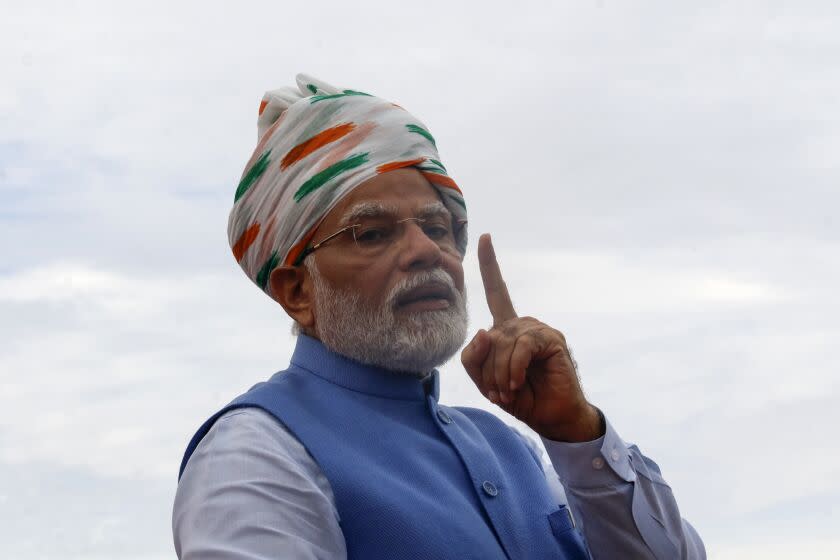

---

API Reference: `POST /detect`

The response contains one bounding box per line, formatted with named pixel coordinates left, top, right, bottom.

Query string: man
left=173, top=73, right=705, bottom=559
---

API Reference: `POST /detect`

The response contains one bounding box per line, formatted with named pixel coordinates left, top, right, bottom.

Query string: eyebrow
left=339, top=202, right=399, bottom=226
left=416, top=201, right=452, bottom=222
left=339, top=201, right=452, bottom=225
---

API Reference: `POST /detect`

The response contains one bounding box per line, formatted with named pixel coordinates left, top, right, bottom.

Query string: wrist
left=538, top=404, right=605, bottom=443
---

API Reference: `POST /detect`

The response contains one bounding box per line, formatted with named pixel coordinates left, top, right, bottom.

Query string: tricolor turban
left=227, top=73, right=467, bottom=300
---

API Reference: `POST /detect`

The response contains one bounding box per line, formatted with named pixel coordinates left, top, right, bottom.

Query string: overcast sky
left=2, top=1, right=839, bottom=558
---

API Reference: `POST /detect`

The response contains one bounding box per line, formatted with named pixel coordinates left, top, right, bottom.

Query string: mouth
left=395, top=282, right=453, bottom=312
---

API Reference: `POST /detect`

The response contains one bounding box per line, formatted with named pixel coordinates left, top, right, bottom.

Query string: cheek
left=356, top=263, right=394, bottom=293
left=318, top=259, right=388, bottom=297
left=444, top=254, right=466, bottom=292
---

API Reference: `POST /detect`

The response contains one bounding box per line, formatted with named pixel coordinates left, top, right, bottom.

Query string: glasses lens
left=348, top=217, right=458, bottom=253
left=352, top=219, right=398, bottom=247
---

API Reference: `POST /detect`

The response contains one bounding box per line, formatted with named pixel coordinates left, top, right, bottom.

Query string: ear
left=269, top=265, right=315, bottom=330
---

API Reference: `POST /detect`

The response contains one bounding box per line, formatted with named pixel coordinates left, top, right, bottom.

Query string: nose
left=396, top=220, right=442, bottom=271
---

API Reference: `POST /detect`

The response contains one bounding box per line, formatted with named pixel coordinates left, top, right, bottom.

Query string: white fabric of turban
left=227, top=73, right=467, bottom=300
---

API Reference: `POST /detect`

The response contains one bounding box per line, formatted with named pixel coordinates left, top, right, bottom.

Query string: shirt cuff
left=541, top=412, right=636, bottom=488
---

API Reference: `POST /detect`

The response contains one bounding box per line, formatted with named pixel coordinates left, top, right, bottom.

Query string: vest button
left=482, top=481, right=498, bottom=497
left=437, top=409, right=452, bottom=424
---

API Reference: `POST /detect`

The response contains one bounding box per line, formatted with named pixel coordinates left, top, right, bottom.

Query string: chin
left=386, top=315, right=468, bottom=373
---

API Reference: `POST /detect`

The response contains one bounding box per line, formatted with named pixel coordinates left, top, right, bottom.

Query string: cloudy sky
left=2, top=1, right=838, bottom=558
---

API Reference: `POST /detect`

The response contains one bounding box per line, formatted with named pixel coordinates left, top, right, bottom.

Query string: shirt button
left=591, top=457, right=605, bottom=470
left=437, top=409, right=452, bottom=424
left=482, top=481, right=499, bottom=497
left=610, top=449, right=621, bottom=462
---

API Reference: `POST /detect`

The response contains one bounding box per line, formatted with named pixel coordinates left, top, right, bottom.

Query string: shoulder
left=173, top=407, right=346, bottom=559
left=176, top=406, right=338, bottom=516
left=206, top=407, right=298, bottom=448
left=185, top=407, right=323, bottom=483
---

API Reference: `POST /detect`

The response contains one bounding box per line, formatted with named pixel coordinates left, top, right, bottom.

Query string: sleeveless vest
left=180, top=335, right=590, bottom=559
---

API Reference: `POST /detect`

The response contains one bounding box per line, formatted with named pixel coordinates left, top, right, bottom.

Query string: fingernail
left=500, top=392, right=510, bottom=403
left=509, top=380, right=517, bottom=391
left=488, top=390, right=498, bottom=402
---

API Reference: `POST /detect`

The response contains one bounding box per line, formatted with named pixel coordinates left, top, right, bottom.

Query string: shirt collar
left=288, top=334, right=440, bottom=402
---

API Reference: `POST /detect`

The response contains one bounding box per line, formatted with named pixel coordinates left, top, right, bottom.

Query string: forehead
left=320, top=168, right=443, bottom=228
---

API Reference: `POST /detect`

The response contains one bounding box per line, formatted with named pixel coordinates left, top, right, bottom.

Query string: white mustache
left=387, top=269, right=458, bottom=308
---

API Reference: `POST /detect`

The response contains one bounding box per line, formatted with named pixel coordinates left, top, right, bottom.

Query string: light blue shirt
left=173, top=404, right=704, bottom=559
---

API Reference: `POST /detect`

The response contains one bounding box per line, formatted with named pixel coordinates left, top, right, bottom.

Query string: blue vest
left=180, top=335, right=590, bottom=559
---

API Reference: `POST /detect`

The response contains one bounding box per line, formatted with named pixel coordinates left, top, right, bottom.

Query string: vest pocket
left=548, top=506, right=590, bottom=560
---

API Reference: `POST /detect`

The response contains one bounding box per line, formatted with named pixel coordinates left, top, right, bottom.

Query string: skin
left=271, top=168, right=604, bottom=443
left=269, top=168, right=465, bottom=334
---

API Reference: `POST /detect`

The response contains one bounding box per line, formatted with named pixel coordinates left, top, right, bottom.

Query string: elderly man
left=173, top=74, right=705, bottom=559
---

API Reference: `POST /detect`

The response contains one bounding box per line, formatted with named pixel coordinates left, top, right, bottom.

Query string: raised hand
left=460, top=234, right=604, bottom=442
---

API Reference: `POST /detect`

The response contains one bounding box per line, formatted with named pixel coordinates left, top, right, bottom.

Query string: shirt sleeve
left=541, top=414, right=706, bottom=560
left=172, top=408, right=347, bottom=560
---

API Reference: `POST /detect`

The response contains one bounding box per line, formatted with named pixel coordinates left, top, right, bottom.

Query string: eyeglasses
left=297, top=215, right=467, bottom=263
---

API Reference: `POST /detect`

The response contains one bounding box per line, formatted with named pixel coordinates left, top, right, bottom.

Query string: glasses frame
left=295, top=216, right=466, bottom=265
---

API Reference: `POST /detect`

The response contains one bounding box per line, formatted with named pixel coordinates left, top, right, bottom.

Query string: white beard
left=305, top=258, right=468, bottom=376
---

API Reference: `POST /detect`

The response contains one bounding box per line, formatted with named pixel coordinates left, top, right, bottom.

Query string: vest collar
left=289, top=334, right=441, bottom=402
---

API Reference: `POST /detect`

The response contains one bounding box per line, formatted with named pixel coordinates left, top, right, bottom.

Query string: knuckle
left=523, top=328, right=541, bottom=342
left=492, top=330, right=512, bottom=346
left=500, top=318, right=524, bottom=335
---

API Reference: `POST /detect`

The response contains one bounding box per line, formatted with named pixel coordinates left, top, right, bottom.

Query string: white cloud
left=3, top=1, right=840, bottom=556
left=714, top=538, right=840, bottom=560
left=476, top=250, right=791, bottom=315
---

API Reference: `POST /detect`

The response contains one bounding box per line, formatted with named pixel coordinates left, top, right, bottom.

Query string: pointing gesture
left=477, top=233, right=517, bottom=326
left=461, top=234, right=603, bottom=442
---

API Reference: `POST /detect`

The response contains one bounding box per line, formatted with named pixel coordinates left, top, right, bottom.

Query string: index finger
left=478, top=233, right=517, bottom=325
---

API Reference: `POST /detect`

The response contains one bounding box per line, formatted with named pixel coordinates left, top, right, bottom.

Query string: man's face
left=303, top=168, right=468, bottom=374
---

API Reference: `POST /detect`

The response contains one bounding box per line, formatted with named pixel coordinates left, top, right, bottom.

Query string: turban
left=227, top=73, right=467, bottom=300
